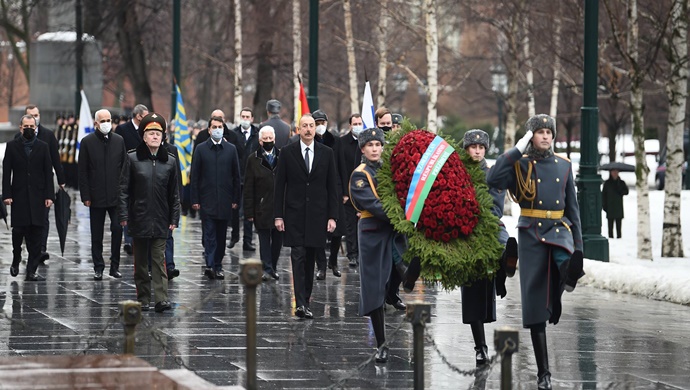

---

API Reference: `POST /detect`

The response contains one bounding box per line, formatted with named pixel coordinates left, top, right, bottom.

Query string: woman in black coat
left=244, top=126, right=282, bottom=280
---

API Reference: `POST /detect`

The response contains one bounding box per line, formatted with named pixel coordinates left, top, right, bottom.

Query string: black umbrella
left=599, top=162, right=636, bottom=172
left=54, top=188, right=71, bottom=255
left=0, top=201, right=8, bottom=229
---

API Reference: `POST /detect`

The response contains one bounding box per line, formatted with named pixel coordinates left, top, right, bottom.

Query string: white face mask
left=98, top=122, right=112, bottom=134
left=315, top=124, right=327, bottom=135
left=240, top=120, right=251, bottom=130
left=351, top=125, right=364, bottom=136
left=211, top=128, right=224, bottom=141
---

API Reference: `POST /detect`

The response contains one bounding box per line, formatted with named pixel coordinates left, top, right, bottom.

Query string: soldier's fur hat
left=463, top=129, right=490, bottom=150
left=358, top=127, right=385, bottom=149
left=525, top=114, right=556, bottom=139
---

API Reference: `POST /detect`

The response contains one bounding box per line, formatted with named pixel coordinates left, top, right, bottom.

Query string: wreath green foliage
left=377, top=124, right=504, bottom=290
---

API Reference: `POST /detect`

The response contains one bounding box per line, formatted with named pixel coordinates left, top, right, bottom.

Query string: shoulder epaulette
left=554, top=153, right=571, bottom=162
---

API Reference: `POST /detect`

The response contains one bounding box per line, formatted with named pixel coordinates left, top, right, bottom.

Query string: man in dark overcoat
left=78, top=109, right=128, bottom=280
left=339, top=113, right=364, bottom=267
left=230, top=107, right=259, bottom=252
left=487, top=114, right=584, bottom=390
left=244, top=126, right=282, bottom=281
left=602, top=169, right=629, bottom=238
left=274, top=114, right=338, bottom=319
left=3, top=115, right=54, bottom=281
left=25, top=105, right=66, bottom=263
left=191, top=115, right=241, bottom=280
left=261, top=99, right=290, bottom=150
left=114, top=103, right=149, bottom=255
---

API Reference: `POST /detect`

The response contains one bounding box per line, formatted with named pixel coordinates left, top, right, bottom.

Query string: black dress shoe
left=269, top=271, right=280, bottom=280
left=215, top=270, right=225, bottom=279
left=315, top=270, right=326, bottom=280
left=25, top=273, right=46, bottom=282
left=148, top=272, right=152, bottom=280
left=39, top=252, right=49, bottom=264
left=10, top=266, right=18, bottom=277
left=304, top=307, right=314, bottom=319
left=387, top=299, right=406, bottom=311
left=154, top=301, right=172, bottom=313
left=123, top=244, right=133, bottom=255
left=537, top=372, right=552, bottom=390
left=243, top=242, right=256, bottom=251
left=329, top=265, right=341, bottom=277
left=262, top=272, right=271, bottom=281
left=348, top=257, right=359, bottom=267
left=295, top=306, right=306, bottom=318
left=204, top=268, right=215, bottom=280
left=109, top=269, right=122, bottom=278
left=167, top=269, right=180, bottom=280
left=475, top=345, right=489, bottom=366
left=140, top=303, right=150, bottom=312
left=227, top=238, right=239, bottom=249
left=375, top=346, right=389, bottom=363
left=94, top=271, right=103, bottom=281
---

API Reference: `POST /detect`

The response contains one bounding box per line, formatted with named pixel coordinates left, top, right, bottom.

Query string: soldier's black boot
left=369, top=306, right=388, bottom=363
left=531, top=325, right=552, bottom=390
left=470, top=321, right=488, bottom=366
left=402, top=256, right=421, bottom=293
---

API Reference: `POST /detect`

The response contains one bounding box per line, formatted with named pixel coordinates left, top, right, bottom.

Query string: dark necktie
left=304, top=147, right=310, bottom=173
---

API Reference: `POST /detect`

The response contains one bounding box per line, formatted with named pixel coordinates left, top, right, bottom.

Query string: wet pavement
left=1, top=191, right=689, bottom=389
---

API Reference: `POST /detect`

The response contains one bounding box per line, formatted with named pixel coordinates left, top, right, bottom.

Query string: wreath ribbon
left=404, top=136, right=455, bottom=224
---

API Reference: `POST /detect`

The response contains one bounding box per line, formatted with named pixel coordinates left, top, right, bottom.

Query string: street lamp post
left=491, top=65, right=508, bottom=155
left=577, top=0, right=609, bottom=261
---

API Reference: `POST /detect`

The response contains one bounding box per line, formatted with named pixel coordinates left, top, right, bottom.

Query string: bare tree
left=376, top=0, right=389, bottom=107
left=343, top=0, right=359, bottom=114
left=114, top=0, right=153, bottom=109
left=233, top=0, right=242, bottom=123
left=548, top=11, right=562, bottom=120
left=424, top=0, right=438, bottom=133
left=292, top=0, right=301, bottom=124
left=661, top=0, right=687, bottom=258
left=0, top=0, right=33, bottom=83
left=523, top=19, right=535, bottom=117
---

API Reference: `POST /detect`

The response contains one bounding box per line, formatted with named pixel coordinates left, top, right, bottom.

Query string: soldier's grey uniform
left=487, top=147, right=582, bottom=326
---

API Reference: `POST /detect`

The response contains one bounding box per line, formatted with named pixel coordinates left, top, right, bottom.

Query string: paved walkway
left=0, top=195, right=689, bottom=389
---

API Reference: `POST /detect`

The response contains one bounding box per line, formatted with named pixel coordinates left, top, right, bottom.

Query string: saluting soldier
left=486, top=114, right=584, bottom=390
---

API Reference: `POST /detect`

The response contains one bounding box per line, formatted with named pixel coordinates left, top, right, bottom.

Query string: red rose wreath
left=377, top=128, right=504, bottom=289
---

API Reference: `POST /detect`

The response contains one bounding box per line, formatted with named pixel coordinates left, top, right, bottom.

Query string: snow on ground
left=502, top=186, right=690, bottom=306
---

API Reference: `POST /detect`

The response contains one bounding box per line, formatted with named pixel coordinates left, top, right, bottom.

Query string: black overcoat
left=274, top=140, right=338, bottom=247
left=114, top=120, right=141, bottom=152
left=602, top=177, right=628, bottom=220
left=261, top=115, right=291, bottom=150
left=2, top=137, right=54, bottom=227
left=339, top=131, right=363, bottom=208
left=232, top=124, right=260, bottom=180
left=190, top=138, right=241, bottom=220
left=78, top=131, right=128, bottom=208
left=37, top=125, right=66, bottom=185
left=244, top=148, right=279, bottom=230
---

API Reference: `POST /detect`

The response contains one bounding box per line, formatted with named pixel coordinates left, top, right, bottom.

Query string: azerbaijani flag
left=173, top=83, right=192, bottom=186
left=297, top=82, right=310, bottom=120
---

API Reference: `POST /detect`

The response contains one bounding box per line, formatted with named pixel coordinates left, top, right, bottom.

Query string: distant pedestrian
left=261, top=99, right=290, bottom=150
left=190, top=115, right=241, bottom=280
left=602, top=169, right=629, bottom=239
left=3, top=115, right=54, bottom=281
left=339, top=113, right=364, bottom=267
left=230, top=107, right=259, bottom=252
left=78, top=108, right=128, bottom=280
left=119, top=113, right=180, bottom=313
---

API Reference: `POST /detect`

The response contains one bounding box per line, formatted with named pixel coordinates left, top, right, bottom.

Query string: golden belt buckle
left=545, top=210, right=552, bottom=219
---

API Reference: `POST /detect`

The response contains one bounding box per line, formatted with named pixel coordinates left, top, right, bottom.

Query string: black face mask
left=380, top=126, right=392, bottom=132
left=262, top=141, right=274, bottom=152
left=22, top=127, right=35, bottom=140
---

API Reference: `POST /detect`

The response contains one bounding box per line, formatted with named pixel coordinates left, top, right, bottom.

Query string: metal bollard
left=494, top=327, right=519, bottom=390
left=406, top=301, right=431, bottom=390
left=119, top=300, right=142, bottom=354
left=240, top=259, right=263, bottom=390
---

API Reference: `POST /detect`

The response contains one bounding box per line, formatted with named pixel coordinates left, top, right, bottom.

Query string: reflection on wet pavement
left=1, top=195, right=689, bottom=388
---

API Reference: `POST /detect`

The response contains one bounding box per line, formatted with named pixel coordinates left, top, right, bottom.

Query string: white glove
left=515, top=130, right=533, bottom=153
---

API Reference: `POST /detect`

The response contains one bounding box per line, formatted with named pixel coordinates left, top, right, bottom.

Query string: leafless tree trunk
left=661, top=0, right=688, bottom=258
left=343, top=0, right=359, bottom=114
left=523, top=20, right=535, bottom=117
left=114, top=0, right=153, bottom=109
left=293, top=0, right=301, bottom=123
left=233, top=0, right=242, bottom=123
left=627, top=0, right=652, bottom=260
left=424, top=0, right=438, bottom=133
left=0, top=0, right=31, bottom=83
left=549, top=13, right=561, bottom=120
left=376, top=0, right=388, bottom=107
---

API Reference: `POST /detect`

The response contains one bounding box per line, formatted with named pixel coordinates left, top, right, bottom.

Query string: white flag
left=360, top=81, right=375, bottom=129
left=76, top=90, right=93, bottom=162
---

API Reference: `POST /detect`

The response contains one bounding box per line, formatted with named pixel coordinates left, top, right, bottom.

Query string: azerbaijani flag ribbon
left=404, top=136, right=455, bottom=224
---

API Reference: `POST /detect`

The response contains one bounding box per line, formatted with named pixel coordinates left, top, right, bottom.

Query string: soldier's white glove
left=515, top=130, right=533, bottom=153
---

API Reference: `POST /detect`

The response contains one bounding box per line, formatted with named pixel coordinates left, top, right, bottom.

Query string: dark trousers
left=203, top=217, right=228, bottom=270
left=258, top=228, right=283, bottom=273
left=148, top=230, right=175, bottom=272
left=12, top=225, right=42, bottom=275
left=315, top=235, right=341, bottom=272
left=607, top=218, right=622, bottom=238
left=343, top=205, right=359, bottom=260
left=90, top=206, right=123, bottom=273
left=386, top=265, right=402, bottom=304
left=133, top=237, right=167, bottom=305
left=231, top=187, right=253, bottom=243
left=41, top=206, right=50, bottom=253
left=290, top=246, right=317, bottom=308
